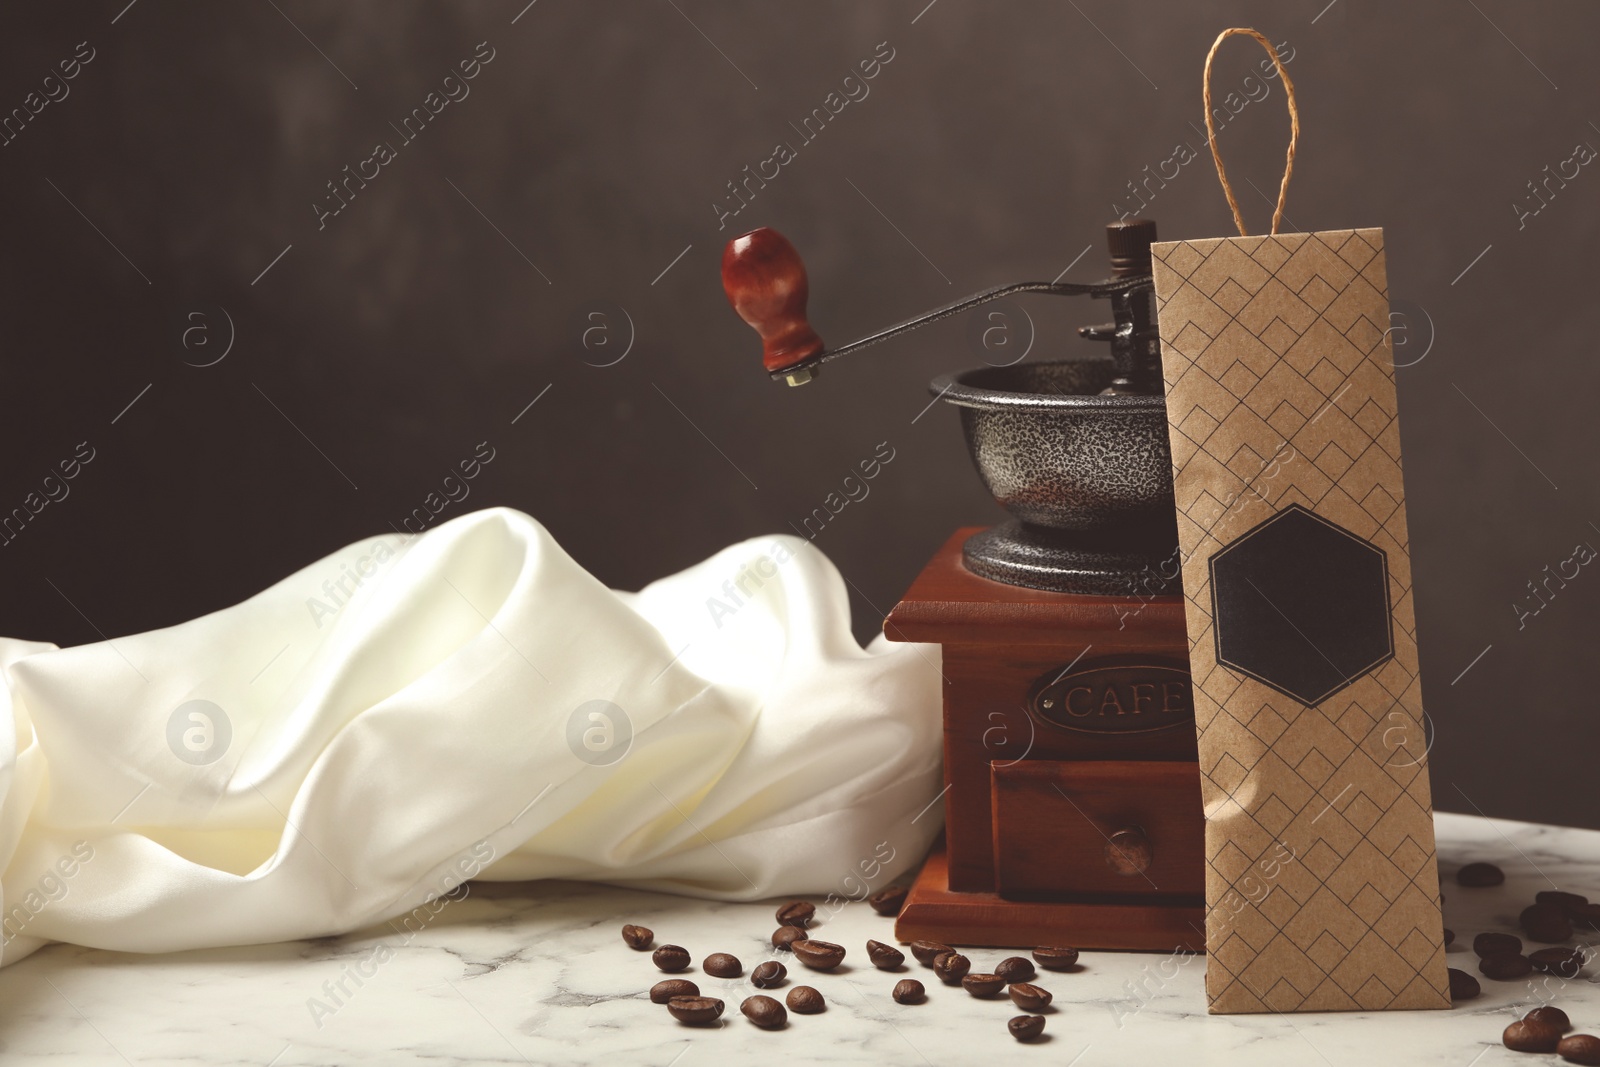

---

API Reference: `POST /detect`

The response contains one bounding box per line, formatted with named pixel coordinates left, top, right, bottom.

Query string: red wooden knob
left=721, top=227, right=825, bottom=377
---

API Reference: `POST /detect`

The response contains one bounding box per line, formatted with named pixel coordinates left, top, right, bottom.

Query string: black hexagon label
left=1208, top=503, right=1393, bottom=707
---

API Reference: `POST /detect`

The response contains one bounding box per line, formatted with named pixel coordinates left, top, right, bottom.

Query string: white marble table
left=2, top=811, right=1595, bottom=1065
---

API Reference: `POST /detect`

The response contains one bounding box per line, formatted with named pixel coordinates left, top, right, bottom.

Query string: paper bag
left=1147, top=29, right=1449, bottom=1014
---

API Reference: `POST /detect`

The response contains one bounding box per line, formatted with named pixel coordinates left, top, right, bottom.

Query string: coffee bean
left=870, top=885, right=909, bottom=916
left=892, top=979, right=926, bottom=1004
left=1527, top=1006, right=1573, bottom=1032
left=996, top=956, right=1037, bottom=984
left=1033, top=946, right=1080, bottom=971
left=1504, top=1018, right=1562, bottom=1053
left=1531, top=948, right=1586, bottom=978
left=1008, top=1015, right=1046, bottom=1042
left=1457, top=862, right=1504, bottom=887
left=910, top=940, right=952, bottom=966
left=741, top=994, right=787, bottom=1030
left=866, top=940, right=905, bottom=970
left=1480, top=952, right=1534, bottom=980
left=1539, top=891, right=1590, bottom=916
left=932, top=951, right=971, bottom=985
left=751, top=961, right=787, bottom=989
left=786, top=985, right=826, bottom=1014
left=704, top=953, right=742, bottom=978
left=1572, top=904, right=1600, bottom=930
left=773, top=926, right=809, bottom=951
left=650, top=979, right=699, bottom=1004
left=1443, top=928, right=1454, bottom=947
left=792, top=939, right=846, bottom=971
left=653, top=945, right=692, bottom=973
left=1474, top=932, right=1522, bottom=958
left=1447, top=968, right=1480, bottom=1001
left=621, top=924, right=653, bottom=950
left=1009, top=982, right=1053, bottom=1011
left=667, top=995, right=725, bottom=1025
left=1559, top=1034, right=1600, bottom=1065
left=775, top=901, right=815, bottom=928
left=962, top=973, right=1005, bottom=998
left=1523, top=903, right=1576, bottom=944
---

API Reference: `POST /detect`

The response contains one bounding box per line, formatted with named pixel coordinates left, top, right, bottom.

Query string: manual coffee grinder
left=722, top=219, right=1205, bottom=951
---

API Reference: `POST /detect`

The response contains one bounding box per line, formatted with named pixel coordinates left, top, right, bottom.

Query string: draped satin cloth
left=0, top=508, right=943, bottom=965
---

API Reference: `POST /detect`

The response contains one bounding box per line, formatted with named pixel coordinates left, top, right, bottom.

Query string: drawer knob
left=1105, top=827, right=1153, bottom=876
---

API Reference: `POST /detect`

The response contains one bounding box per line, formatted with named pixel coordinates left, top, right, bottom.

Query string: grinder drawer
left=991, top=759, right=1204, bottom=899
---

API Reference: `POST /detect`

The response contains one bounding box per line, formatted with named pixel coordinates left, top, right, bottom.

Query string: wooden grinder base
left=885, top=528, right=1207, bottom=954
left=896, top=839, right=1205, bottom=952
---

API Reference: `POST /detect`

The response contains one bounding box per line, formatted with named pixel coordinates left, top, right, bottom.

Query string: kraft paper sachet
left=1146, top=29, right=1450, bottom=1014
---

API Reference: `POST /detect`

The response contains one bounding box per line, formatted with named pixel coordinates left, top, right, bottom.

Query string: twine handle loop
left=1203, top=28, right=1299, bottom=236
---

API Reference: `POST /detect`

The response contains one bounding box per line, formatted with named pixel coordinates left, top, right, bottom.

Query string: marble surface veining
left=3, top=812, right=1598, bottom=1065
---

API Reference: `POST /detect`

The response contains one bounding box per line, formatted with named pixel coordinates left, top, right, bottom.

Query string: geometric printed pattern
left=1150, top=229, right=1450, bottom=1014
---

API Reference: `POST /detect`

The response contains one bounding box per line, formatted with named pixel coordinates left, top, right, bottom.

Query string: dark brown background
left=2, top=2, right=1595, bottom=827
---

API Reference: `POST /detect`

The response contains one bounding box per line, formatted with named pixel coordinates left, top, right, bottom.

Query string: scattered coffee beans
left=1033, top=946, right=1080, bottom=971
left=910, top=940, right=952, bottom=966
left=741, top=994, right=787, bottom=1029
left=792, top=939, right=846, bottom=971
left=866, top=940, right=905, bottom=970
left=704, top=952, right=742, bottom=978
left=1447, top=968, right=1480, bottom=1001
left=1474, top=932, right=1522, bottom=958
left=1009, top=982, right=1053, bottom=1011
left=1443, top=928, right=1454, bottom=947
left=786, top=986, right=826, bottom=1014
left=751, top=961, right=787, bottom=989
left=1008, top=1015, right=1046, bottom=1042
left=1527, top=1006, right=1573, bottom=1032
left=650, top=979, right=699, bottom=1004
left=1457, top=862, right=1505, bottom=887
left=653, top=945, right=692, bottom=973
left=962, top=973, right=1005, bottom=998
left=996, top=956, right=1036, bottom=984
left=621, top=924, right=653, bottom=950
left=870, top=885, right=909, bottom=916
left=775, top=901, right=815, bottom=928
left=1504, top=1017, right=1562, bottom=1053
left=932, top=951, right=971, bottom=985
left=1531, top=947, right=1585, bottom=978
left=1480, top=953, right=1534, bottom=980
left=1559, top=1034, right=1600, bottom=1065
left=1523, top=903, right=1576, bottom=943
left=667, top=995, right=725, bottom=1025
left=772, top=926, right=809, bottom=951
left=1571, top=904, right=1600, bottom=931
left=892, top=979, right=926, bottom=1005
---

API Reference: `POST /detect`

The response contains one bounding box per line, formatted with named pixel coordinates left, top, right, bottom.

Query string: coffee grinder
left=722, top=220, right=1205, bottom=951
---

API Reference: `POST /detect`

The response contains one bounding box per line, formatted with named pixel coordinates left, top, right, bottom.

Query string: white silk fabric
left=0, top=508, right=942, bottom=965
